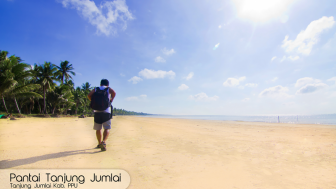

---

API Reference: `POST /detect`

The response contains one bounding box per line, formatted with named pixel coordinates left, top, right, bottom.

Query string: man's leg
left=100, top=119, right=111, bottom=151
left=96, top=130, right=102, bottom=145
left=102, top=129, right=110, bottom=143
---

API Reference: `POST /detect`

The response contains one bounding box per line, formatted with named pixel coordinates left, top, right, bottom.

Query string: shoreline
left=2, top=113, right=336, bottom=126
left=2, top=115, right=336, bottom=127
left=136, top=114, right=336, bottom=126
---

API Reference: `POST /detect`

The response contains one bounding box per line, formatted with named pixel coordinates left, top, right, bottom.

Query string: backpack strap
left=110, top=105, right=113, bottom=119
left=95, top=87, right=108, bottom=92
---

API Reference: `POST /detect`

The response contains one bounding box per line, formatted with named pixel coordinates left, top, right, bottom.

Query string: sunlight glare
left=232, top=0, right=295, bottom=23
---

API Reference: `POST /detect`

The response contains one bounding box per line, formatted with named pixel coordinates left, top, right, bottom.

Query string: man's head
left=100, top=79, right=109, bottom=86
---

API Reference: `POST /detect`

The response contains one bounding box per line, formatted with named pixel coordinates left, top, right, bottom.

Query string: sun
left=232, top=0, right=295, bottom=23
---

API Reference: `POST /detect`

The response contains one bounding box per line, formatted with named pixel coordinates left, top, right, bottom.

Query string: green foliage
left=0, top=50, right=150, bottom=116
left=55, top=60, right=75, bottom=84
left=113, top=107, right=151, bottom=116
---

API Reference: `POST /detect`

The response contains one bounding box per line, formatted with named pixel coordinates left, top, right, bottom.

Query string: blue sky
left=1, top=0, right=336, bottom=115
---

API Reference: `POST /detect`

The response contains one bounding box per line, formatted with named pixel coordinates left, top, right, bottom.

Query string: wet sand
left=1, top=116, right=336, bottom=188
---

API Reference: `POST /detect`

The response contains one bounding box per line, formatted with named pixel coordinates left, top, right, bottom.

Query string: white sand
left=1, top=116, right=336, bottom=188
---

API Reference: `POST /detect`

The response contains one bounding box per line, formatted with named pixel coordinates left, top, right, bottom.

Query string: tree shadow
left=0, top=148, right=104, bottom=169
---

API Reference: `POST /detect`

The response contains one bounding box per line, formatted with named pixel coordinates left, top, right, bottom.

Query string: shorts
left=93, top=113, right=111, bottom=130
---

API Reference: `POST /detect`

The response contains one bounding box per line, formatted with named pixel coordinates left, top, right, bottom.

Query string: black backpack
left=90, top=87, right=111, bottom=111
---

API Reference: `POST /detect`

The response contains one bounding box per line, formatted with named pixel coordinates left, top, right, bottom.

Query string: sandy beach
left=1, top=116, right=336, bottom=189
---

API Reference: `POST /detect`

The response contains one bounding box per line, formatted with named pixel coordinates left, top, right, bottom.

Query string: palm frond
left=15, top=92, right=43, bottom=98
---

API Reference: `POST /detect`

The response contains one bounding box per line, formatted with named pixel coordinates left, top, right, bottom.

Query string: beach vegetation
left=0, top=50, right=150, bottom=117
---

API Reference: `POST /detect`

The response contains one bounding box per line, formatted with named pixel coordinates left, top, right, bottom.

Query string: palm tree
left=64, top=79, right=75, bottom=91
left=81, top=82, right=92, bottom=114
left=29, top=64, right=44, bottom=113
left=81, top=82, right=92, bottom=92
left=0, top=50, right=9, bottom=63
left=0, top=69, right=16, bottom=114
left=0, top=54, right=41, bottom=114
left=0, top=50, right=12, bottom=113
left=55, top=60, right=76, bottom=84
left=8, top=81, right=42, bottom=114
left=47, top=84, right=73, bottom=114
left=35, top=62, right=59, bottom=114
left=73, top=87, right=84, bottom=115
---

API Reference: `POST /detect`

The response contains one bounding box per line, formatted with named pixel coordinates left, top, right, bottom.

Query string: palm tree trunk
left=61, top=73, right=65, bottom=113
left=37, top=99, right=41, bottom=114
left=43, top=86, right=46, bottom=114
left=29, top=98, right=33, bottom=114
left=14, top=96, right=21, bottom=114
left=75, top=103, right=78, bottom=115
left=2, top=95, right=9, bottom=114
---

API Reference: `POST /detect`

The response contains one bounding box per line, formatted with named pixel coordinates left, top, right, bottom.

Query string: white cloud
left=296, top=83, right=327, bottom=94
left=245, top=83, right=258, bottom=87
left=125, top=96, right=138, bottom=101
left=271, top=56, right=277, bottom=61
left=128, top=76, right=143, bottom=84
left=280, top=55, right=300, bottom=62
left=242, top=98, right=250, bottom=102
left=125, top=94, right=147, bottom=101
left=155, top=56, right=166, bottom=63
left=223, top=76, right=246, bottom=87
left=288, top=55, right=300, bottom=61
left=282, top=16, right=335, bottom=55
left=188, top=92, right=219, bottom=101
left=271, top=77, right=278, bottom=82
left=280, top=56, right=286, bottom=62
left=139, top=69, right=175, bottom=79
left=61, top=0, right=133, bottom=36
left=294, top=77, right=328, bottom=94
left=178, top=84, right=189, bottom=90
left=161, top=48, right=176, bottom=56
left=139, top=94, right=147, bottom=98
left=213, top=43, right=220, bottom=50
left=280, top=14, right=289, bottom=23
left=327, top=77, right=336, bottom=84
left=120, top=73, right=125, bottom=77
left=294, top=77, right=321, bottom=88
left=259, top=85, right=291, bottom=98
left=184, top=72, right=194, bottom=80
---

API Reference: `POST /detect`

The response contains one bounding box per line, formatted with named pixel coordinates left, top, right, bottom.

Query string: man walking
left=88, top=79, right=116, bottom=151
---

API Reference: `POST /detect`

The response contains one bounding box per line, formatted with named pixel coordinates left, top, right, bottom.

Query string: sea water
left=138, top=114, right=336, bottom=125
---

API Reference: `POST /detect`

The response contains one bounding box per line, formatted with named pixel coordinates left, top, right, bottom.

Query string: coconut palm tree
left=47, top=84, right=73, bottom=114
left=55, top=60, right=76, bottom=84
left=81, top=82, right=92, bottom=114
left=0, top=51, right=14, bottom=114
left=64, top=79, right=75, bottom=91
left=0, top=50, right=9, bottom=63
left=29, top=64, right=44, bottom=113
left=8, top=81, right=42, bottom=114
left=35, top=62, right=59, bottom=114
left=73, top=87, right=84, bottom=115
left=81, top=82, right=92, bottom=93
left=0, top=70, right=15, bottom=114
left=0, top=54, right=41, bottom=114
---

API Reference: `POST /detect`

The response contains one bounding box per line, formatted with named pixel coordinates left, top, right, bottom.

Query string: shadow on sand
left=0, top=148, right=104, bottom=169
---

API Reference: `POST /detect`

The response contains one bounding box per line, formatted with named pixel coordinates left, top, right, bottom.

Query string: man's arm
left=109, top=87, right=116, bottom=103
left=87, top=89, right=95, bottom=101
